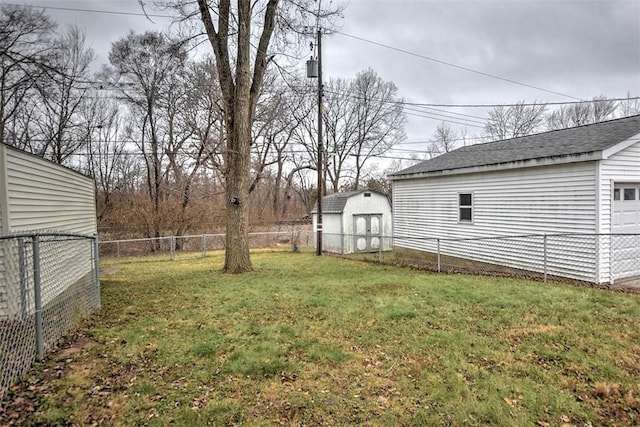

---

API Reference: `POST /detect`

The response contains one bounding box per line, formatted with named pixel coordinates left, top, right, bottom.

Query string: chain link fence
left=0, top=232, right=100, bottom=398
left=98, top=230, right=640, bottom=286
left=329, top=232, right=640, bottom=286
left=99, top=229, right=314, bottom=262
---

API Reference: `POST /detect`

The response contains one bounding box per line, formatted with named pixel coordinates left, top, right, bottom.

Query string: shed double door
left=354, top=214, right=382, bottom=253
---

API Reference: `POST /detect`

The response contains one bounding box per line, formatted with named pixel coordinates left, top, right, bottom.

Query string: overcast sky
left=3, top=0, right=640, bottom=160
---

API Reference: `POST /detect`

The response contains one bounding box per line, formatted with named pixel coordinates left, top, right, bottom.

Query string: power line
left=403, top=110, right=485, bottom=129
left=401, top=97, right=640, bottom=108
left=64, top=79, right=640, bottom=113
left=402, top=106, right=485, bottom=126
left=335, top=30, right=583, bottom=101
left=6, top=2, right=172, bottom=19
left=320, top=88, right=486, bottom=128
left=400, top=135, right=487, bottom=145
left=321, top=88, right=487, bottom=125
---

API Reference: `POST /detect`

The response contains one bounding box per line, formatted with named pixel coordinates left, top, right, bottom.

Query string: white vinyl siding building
left=0, top=145, right=97, bottom=234
left=391, top=115, right=640, bottom=285
left=0, top=144, right=97, bottom=317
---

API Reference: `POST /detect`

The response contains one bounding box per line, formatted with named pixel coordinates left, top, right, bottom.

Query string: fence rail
left=0, top=232, right=100, bottom=398
left=99, top=230, right=640, bottom=286
left=99, top=230, right=313, bottom=262
left=324, top=232, right=640, bottom=286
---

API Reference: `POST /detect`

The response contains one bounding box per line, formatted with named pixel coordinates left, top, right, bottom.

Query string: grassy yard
left=3, top=249, right=640, bottom=426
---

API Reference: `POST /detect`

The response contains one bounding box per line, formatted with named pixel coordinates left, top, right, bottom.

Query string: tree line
left=427, top=97, right=640, bottom=157
left=0, top=3, right=402, bottom=244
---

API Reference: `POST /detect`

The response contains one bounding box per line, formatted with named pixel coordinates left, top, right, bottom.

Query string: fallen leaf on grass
left=503, top=397, right=516, bottom=407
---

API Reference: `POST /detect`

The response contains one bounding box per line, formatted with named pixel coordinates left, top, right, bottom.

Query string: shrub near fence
left=0, top=232, right=100, bottom=398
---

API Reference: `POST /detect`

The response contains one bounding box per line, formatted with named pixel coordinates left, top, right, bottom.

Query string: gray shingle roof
left=391, top=115, right=640, bottom=178
left=311, top=190, right=379, bottom=214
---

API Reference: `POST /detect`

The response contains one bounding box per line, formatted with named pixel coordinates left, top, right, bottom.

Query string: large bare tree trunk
left=224, top=1, right=253, bottom=270
left=197, top=0, right=278, bottom=273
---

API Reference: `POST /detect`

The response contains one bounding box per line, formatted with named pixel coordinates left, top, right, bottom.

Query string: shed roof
left=391, top=114, right=640, bottom=179
left=311, top=190, right=386, bottom=214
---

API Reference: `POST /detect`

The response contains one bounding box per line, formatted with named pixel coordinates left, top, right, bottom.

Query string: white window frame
left=458, top=192, right=473, bottom=223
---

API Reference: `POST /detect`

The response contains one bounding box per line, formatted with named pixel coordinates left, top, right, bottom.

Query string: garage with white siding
left=390, top=115, right=640, bottom=284
left=0, top=143, right=97, bottom=317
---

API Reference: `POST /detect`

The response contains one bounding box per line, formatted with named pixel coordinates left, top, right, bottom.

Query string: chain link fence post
left=32, top=235, right=44, bottom=360
left=18, top=237, right=28, bottom=320
left=543, top=234, right=548, bottom=282
left=201, top=234, right=206, bottom=258
left=170, top=236, right=176, bottom=261
left=93, top=234, right=101, bottom=309
left=437, top=238, right=441, bottom=273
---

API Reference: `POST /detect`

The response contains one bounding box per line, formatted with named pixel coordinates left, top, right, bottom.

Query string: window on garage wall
left=459, top=193, right=473, bottom=222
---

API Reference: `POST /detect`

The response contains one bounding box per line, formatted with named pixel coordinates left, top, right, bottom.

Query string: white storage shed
left=390, top=115, right=640, bottom=284
left=311, top=190, right=393, bottom=254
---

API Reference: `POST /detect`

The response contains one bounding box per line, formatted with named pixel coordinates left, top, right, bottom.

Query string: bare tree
left=322, top=76, right=357, bottom=192
left=31, top=26, right=94, bottom=165
left=0, top=4, right=56, bottom=145
left=250, top=75, right=312, bottom=219
left=350, top=68, right=405, bottom=190
left=428, top=122, right=457, bottom=157
left=155, top=0, right=343, bottom=272
left=79, top=93, right=128, bottom=222
left=485, top=101, right=547, bottom=140
left=192, top=0, right=282, bottom=271
left=109, top=31, right=189, bottom=246
left=547, top=96, right=618, bottom=130
left=166, top=58, right=223, bottom=240
left=619, top=93, right=640, bottom=117
left=316, top=69, right=405, bottom=192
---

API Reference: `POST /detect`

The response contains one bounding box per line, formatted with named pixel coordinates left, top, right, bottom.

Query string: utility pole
left=315, top=27, right=324, bottom=256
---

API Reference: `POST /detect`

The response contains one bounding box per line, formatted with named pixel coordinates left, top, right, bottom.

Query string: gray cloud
left=7, top=0, right=639, bottom=143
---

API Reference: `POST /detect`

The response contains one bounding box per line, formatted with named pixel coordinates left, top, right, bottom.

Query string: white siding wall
left=393, top=161, right=599, bottom=282
left=321, top=213, right=343, bottom=253
left=0, top=146, right=97, bottom=317
left=5, top=148, right=96, bottom=234
left=599, top=140, right=640, bottom=282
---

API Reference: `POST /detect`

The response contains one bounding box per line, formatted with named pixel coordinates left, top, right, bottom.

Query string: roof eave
left=601, top=133, right=640, bottom=159
left=389, top=151, right=603, bottom=181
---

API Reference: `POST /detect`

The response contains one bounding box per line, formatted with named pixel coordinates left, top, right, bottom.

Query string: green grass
left=10, top=249, right=640, bottom=426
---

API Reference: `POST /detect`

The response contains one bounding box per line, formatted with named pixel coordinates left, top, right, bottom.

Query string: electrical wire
left=403, top=110, right=484, bottom=129
left=4, top=2, right=173, bottom=19
left=334, top=30, right=583, bottom=101
left=9, top=1, right=637, bottom=110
